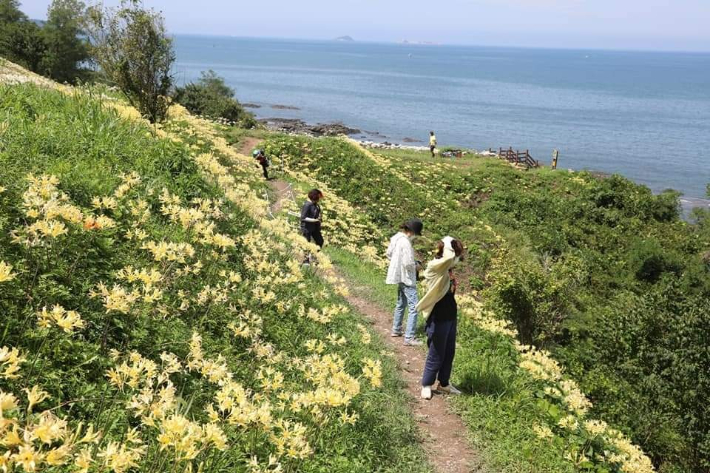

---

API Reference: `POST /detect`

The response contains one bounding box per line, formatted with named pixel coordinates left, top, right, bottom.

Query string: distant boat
left=408, top=53, right=412, bottom=58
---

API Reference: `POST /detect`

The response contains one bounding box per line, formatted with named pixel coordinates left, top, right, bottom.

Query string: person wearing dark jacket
left=301, top=189, right=324, bottom=248
left=253, top=148, right=270, bottom=180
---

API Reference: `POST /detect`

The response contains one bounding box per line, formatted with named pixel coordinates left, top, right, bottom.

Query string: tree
left=173, top=70, right=256, bottom=127
left=0, top=0, right=47, bottom=71
left=40, top=0, right=89, bottom=83
left=86, top=0, right=174, bottom=123
left=0, top=0, right=24, bottom=23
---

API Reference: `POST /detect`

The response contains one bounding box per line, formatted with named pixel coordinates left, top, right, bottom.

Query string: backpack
left=253, top=149, right=270, bottom=166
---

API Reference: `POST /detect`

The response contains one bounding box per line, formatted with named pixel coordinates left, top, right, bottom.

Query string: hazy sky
left=23, top=0, right=710, bottom=51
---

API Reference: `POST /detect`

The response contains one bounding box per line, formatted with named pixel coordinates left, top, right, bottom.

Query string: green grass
left=0, top=81, right=433, bottom=473
left=376, top=147, right=498, bottom=172
left=327, top=247, right=394, bottom=309
left=329, top=246, right=575, bottom=473
left=264, top=132, right=710, bottom=472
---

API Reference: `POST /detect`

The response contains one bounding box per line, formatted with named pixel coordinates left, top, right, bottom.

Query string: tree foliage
left=0, top=0, right=47, bottom=72
left=40, top=0, right=90, bottom=83
left=174, top=70, right=256, bottom=127
left=86, top=0, right=174, bottom=122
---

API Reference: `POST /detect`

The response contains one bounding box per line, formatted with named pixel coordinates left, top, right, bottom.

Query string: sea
left=172, top=35, right=710, bottom=209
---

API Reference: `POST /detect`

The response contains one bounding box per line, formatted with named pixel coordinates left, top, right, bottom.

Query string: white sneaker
left=390, top=331, right=403, bottom=338
left=437, top=383, right=462, bottom=395
left=421, top=385, right=432, bottom=400
left=404, top=338, right=423, bottom=346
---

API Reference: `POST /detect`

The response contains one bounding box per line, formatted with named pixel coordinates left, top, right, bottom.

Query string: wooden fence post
left=552, top=149, right=559, bottom=169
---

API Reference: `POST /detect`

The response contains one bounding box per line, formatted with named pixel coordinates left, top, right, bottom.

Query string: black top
left=429, top=286, right=457, bottom=322
left=300, top=201, right=322, bottom=232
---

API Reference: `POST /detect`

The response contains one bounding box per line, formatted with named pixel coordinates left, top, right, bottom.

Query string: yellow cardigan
left=415, top=239, right=457, bottom=319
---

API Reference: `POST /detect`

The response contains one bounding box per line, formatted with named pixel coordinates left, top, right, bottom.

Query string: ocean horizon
left=172, top=35, right=710, bottom=207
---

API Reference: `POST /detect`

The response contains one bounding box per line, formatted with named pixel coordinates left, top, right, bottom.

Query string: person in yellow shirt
left=429, top=131, right=437, bottom=157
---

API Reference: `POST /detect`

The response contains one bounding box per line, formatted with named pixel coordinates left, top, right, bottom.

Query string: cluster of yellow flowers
left=458, top=295, right=655, bottom=472
left=37, top=305, right=85, bottom=334
left=157, top=190, right=236, bottom=251
left=141, top=240, right=196, bottom=264
left=14, top=174, right=122, bottom=246
left=1, top=350, right=101, bottom=473
left=192, top=152, right=266, bottom=220
left=0, top=261, right=16, bottom=283
left=90, top=282, right=141, bottom=315
left=361, top=358, right=382, bottom=388
left=187, top=332, right=320, bottom=462
left=106, top=349, right=228, bottom=466
left=0, top=346, right=24, bottom=380
left=458, top=295, right=517, bottom=338
left=2, top=77, right=388, bottom=472
left=346, top=141, right=463, bottom=221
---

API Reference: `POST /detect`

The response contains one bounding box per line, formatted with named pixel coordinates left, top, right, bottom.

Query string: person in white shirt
left=386, top=218, right=424, bottom=346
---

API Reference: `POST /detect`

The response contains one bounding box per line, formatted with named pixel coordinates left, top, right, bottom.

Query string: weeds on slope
left=0, top=83, right=431, bottom=473
left=266, top=135, right=663, bottom=473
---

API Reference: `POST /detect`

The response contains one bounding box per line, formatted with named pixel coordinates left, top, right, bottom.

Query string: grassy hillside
left=264, top=135, right=710, bottom=473
left=0, top=74, right=431, bottom=472
left=2, top=57, right=708, bottom=473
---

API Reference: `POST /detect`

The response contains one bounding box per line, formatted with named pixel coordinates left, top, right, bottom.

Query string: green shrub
left=174, top=70, right=256, bottom=128
left=628, top=238, right=682, bottom=283
left=0, top=0, right=47, bottom=71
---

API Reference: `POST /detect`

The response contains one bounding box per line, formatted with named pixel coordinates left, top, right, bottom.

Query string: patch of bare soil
left=269, top=180, right=292, bottom=214
left=236, top=136, right=265, bottom=156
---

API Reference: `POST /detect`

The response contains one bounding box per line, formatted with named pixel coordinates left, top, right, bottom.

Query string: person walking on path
left=253, top=148, right=271, bottom=180
left=418, top=236, right=465, bottom=400
left=301, top=188, right=324, bottom=255
left=386, top=218, right=424, bottom=346
left=429, top=131, right=437, bottom=158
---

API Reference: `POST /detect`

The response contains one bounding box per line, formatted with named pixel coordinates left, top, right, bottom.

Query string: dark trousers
left=421, top=317, right=457, bottom=387
left=302, top=228, right=324, bottom=248
left=261, top=164, right=269, bottom=180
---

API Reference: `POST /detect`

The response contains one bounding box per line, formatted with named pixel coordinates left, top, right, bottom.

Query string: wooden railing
left=488, top=147, right=540, bottom=169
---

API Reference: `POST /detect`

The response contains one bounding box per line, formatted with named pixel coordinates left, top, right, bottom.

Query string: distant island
left=334, top=36, right=354, bottom=42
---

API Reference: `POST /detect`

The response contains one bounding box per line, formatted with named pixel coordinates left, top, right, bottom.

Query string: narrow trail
left=237, top=133, right=485, bottom=473
left=341, top=282, right=486, bottom=473
left=236, top=136, right=265, bottom=157
left=236, top=137, right=292, bottom=213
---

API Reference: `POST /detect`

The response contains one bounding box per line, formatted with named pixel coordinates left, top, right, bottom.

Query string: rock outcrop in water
left=260, top=118, right=361, bottom=136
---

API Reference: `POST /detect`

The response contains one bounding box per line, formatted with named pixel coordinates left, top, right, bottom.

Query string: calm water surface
left=173, top=35, right=710, bottom=204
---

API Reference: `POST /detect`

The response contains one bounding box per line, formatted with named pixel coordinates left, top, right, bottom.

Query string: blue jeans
left=392, top=283, right=419, bottom=339
left=421, top=317, right=457, bottom=387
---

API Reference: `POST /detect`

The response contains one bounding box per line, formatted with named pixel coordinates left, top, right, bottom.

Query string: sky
left=22, top=0, right=710, bottom=52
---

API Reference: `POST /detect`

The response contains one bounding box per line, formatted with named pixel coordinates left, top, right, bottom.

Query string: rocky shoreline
left=258, top=115, right=479, bottom=152
left=259, top=117, right=361, bottom=137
